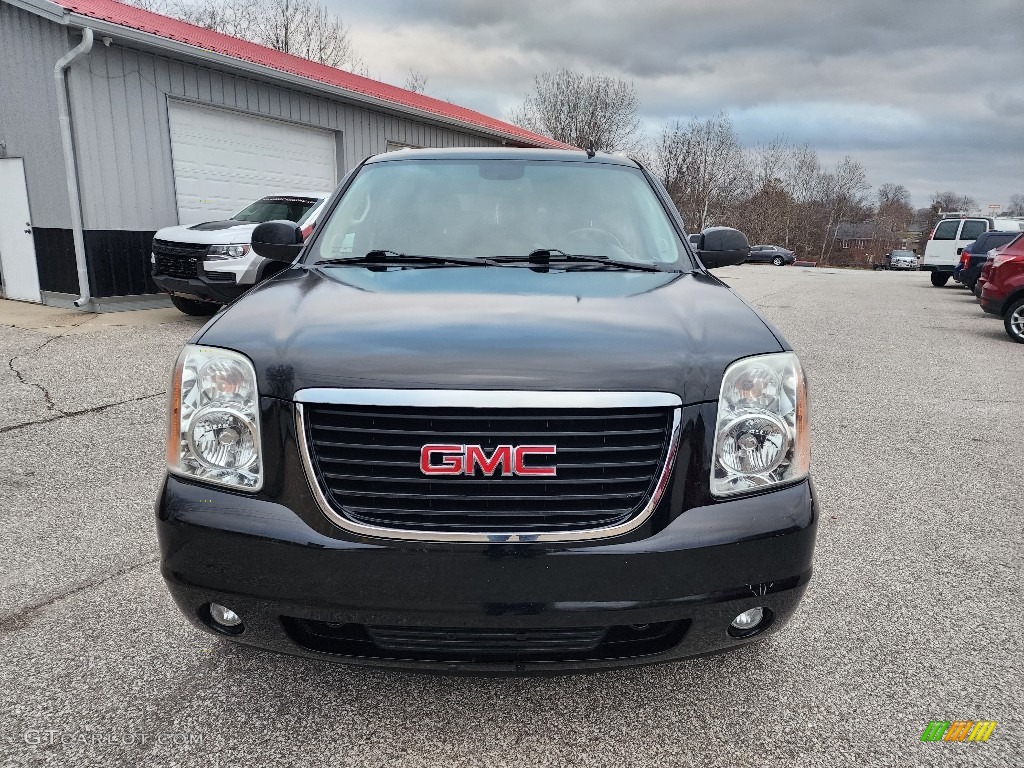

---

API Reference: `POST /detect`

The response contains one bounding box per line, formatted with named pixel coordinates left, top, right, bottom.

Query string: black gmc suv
left=158, top=148, right=818, bottom=673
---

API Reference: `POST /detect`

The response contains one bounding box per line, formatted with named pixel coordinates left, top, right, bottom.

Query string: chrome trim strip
left=294, top=389, right=682, bottom=409
left=294, top=401, right=683, bottom=544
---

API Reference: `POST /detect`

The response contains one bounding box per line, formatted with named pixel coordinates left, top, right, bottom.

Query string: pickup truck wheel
left=930, top=272, right=950, bottom=287
left=1005, top=298, right=1024, bottom=344
left=170, top=295, right=221, bottom=316
left=772, top=256, right=784, bottom=266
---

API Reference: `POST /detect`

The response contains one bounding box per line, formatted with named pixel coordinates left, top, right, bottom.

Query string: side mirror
left=697, top=227, right=750, bottom=269
left=251, top=220, right=304, bottom=262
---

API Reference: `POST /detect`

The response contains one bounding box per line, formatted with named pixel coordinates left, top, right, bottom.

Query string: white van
left=922, top=216, right=1024, bottom=286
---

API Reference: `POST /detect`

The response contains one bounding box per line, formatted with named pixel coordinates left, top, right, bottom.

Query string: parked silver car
left=748, top=245, right=795, bottom=266
left=885, top=250, right=918, bottom=270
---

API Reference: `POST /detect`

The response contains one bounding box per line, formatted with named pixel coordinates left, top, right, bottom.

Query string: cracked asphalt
left=1, top=268, right=1020, bottom=767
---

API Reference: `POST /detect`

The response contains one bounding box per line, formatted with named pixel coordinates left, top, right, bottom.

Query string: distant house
left=834, top=222, right=877, bottom=250
left=835, top=221, right=923, bottom=253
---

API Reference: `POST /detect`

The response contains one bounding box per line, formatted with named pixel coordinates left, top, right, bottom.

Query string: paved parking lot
left=1, top=267, right=1020, bottom=767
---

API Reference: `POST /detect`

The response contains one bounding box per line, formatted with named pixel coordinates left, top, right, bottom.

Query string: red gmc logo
left=420, top=444, right=557, bottom=476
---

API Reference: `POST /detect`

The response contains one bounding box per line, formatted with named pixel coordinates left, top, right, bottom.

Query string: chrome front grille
left=295, top=390, right=681, bottom=542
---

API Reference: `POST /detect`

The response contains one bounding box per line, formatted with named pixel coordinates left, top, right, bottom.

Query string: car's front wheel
left=170, top=295, right=221, bottom=316
left=1004, top=298, right=1024, bottom=344
left=772, top=256, right=784, bottom=266
left=930, top=272, right=950, bottom=287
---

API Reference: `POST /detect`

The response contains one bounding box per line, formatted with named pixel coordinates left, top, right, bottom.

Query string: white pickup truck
left=151, top=193, right=330, bottom=314
left=921, top=215, right=1024, bottom=286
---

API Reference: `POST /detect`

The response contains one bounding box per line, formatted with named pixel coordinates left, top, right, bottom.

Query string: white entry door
left=0, top=158, right=42, bottom=303
left=167, top=101, right=337, bottom=225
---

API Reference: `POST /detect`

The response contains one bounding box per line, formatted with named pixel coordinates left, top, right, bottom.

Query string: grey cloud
left=986, top=89, right=1024, bottom=118
left=336, top=0, right=1024, bottom=206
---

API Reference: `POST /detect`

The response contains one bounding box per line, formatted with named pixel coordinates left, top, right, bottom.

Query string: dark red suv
left=979, top=234, right=1024, bottom=343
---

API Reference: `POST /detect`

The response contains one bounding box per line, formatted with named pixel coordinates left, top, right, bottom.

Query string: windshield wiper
left=492, top=249, right=664, bottom=272
left=314, top=250, right=497, bottom=269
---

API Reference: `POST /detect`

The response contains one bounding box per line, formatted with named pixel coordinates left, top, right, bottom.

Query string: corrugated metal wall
left=67, top=42, right=499, bottom=231
left=0, top=2, right=71, bottom=228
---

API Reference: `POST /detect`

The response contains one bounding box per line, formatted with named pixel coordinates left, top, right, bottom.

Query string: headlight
left=206, top=244, right=250, bottom=260
left=712, top=352, right=809, bottom=496
left=166, top=345, right=262, bottom=490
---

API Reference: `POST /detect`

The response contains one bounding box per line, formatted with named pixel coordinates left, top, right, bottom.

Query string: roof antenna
left=585, top=139, right=596, bottom=158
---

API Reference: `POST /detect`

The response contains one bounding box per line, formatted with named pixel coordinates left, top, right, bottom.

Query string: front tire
left=930, top=272, right=950, bottom=287
left=772, top=256, right=784, bottom=266
left=1005, top=298, right=1024, bottom=344
left=170, top=295, right=221, bottom=316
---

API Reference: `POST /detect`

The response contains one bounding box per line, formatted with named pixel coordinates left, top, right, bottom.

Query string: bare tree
left=404, top=70, right=428, bottom=94
left=1004, top=194, right=1024, bottom=216
left=741, top=138, right=793, bottom=246
left=171, top=0, right=251, bottom=40
left=930, top=191, right=977, bottom=216
left=815, top=156, right=871, bottom=262
left=508, top=69, right=641, bottom=152
left=125, top=0, right=171, bottom=11
left=653, top=112, right=747, bottom=232
left=125, top=0, right=365, bottom=72
left=873, top=183, right=914, bottom=248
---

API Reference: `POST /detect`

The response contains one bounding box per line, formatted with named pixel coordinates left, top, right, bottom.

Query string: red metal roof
left=53, top=0, right=568, bottom=149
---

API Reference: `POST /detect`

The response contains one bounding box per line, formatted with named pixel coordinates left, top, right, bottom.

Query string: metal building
left=0, top=0, right=561, bottom=310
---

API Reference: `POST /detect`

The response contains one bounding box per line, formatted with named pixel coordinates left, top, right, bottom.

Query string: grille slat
left=311, top=425, right=666, bottom=438
left=323, top=487, right=643, bottom=501
left=310, top=439, right=666, bottom=454
left=316, top=456, right=660, bottom=470
left=366, top=626, right=607, bottom=654
left=321, top=473, right=653, bottom=486
left=348, top=507, right=642, bottom=520
left=316, top=409, right=659, bottom=422
left=302, top=403, right=675, bottom=534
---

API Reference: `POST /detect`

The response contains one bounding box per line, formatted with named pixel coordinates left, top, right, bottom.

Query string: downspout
left=53, top=27, right=94, bottom=308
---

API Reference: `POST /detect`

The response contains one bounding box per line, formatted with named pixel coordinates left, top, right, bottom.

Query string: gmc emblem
left=420, top=444, right=557, bottom=476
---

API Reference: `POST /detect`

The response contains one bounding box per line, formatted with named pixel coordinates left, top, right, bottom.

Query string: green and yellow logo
left=920, top=721, right=997, bottom=742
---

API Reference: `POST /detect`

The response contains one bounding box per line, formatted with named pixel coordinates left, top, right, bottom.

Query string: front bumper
left=157, top=475, right=818, bottom=673
left=152, top=271, right=248, bottom=305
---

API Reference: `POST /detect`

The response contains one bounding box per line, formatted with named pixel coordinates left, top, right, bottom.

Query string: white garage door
left=168, top=101, right=337, bottom=225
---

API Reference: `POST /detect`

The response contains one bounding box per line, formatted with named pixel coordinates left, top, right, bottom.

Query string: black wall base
left=32, top=228, right=158, bottom=298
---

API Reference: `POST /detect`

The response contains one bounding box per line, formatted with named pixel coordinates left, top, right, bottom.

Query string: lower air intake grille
left=282, top=619, right=690, bottom=663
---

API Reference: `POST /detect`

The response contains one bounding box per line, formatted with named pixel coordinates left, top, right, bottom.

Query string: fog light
left=209, top=603, right=242, bottom=628
left=731, top=607, right=764, bottom=631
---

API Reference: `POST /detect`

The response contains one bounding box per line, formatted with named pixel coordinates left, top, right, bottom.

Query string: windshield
left=307, top=159, right=687, bottom=267
left=233, top=196, right=320, bottom=224
left=891, top=251, right=915, bottom=257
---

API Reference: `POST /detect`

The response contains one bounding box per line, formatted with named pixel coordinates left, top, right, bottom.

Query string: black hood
left=198, top=267, right=784, bottom=404
left=188, top=220, right=251, bottom=231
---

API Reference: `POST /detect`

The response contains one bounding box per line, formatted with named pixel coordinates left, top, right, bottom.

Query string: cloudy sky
left=334, top=0, right=1023, bottom=210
